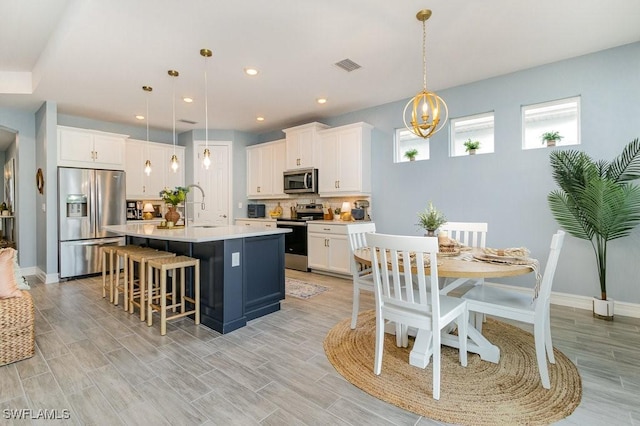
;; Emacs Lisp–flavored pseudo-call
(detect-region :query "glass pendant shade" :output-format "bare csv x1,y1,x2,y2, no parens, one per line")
203,148,211,168
201,48,213,169
403,9,448,139
170,154,179,172
144,159,152,176
168,69,179,173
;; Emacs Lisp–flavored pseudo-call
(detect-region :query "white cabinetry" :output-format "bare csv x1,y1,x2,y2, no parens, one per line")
124,139,185,199
246,139,288,199
307,222,351,275
283,122,329,170
235,219,277,228
58,126,127,169
318,122,373,196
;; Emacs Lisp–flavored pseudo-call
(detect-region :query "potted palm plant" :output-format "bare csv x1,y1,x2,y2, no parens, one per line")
547,138,640,319
417,201,447,236
404,148,418,161
542,131,563,147
463,139,481,155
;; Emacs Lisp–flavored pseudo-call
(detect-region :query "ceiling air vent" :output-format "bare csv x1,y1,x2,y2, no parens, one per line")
334,58,361,72
178,119,197,125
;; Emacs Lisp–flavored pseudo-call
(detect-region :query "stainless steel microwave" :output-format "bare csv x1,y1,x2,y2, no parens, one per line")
283,168,318,194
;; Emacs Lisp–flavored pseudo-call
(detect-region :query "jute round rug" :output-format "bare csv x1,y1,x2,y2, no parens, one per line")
324,310,581,425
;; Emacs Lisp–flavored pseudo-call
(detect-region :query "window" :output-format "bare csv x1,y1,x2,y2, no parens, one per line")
522,96,580,149
450,112,495,157
395,128,429,162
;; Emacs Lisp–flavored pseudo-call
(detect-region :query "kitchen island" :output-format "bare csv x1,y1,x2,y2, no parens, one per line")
104,223,291,334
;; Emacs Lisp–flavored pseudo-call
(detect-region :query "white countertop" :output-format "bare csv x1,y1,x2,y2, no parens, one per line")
104,223,290,243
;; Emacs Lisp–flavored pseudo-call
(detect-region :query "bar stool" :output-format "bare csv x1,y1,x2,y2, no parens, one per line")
113,246,158,310
127,249,175,321
101,245,119,303
146,255,200,335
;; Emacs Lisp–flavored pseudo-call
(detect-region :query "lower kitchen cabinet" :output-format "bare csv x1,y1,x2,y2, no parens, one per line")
307,223,351,275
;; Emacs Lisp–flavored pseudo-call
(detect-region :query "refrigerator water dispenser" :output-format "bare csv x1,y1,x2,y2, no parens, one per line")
66,195,88,217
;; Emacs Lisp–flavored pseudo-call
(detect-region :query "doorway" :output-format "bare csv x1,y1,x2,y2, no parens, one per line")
192,142,232,225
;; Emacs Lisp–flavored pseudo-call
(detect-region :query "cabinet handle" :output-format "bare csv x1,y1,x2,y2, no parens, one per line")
143,185,146,193
257,186,260,193
337,180,340,188
94,151,98,160
323,228,331,231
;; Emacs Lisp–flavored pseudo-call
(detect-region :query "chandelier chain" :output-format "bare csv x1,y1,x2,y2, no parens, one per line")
422,18,427,91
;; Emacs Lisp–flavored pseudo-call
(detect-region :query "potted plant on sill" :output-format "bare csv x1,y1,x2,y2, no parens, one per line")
548,138,640,319
542,131,563,147
463,139,481,155
404,148,418,162
417,201,447,237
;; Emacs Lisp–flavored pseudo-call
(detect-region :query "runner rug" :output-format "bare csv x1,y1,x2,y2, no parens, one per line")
324,310,581,425
285,278,329,299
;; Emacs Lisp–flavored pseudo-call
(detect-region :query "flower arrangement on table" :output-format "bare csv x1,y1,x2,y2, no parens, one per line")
159,186,189,206
416,201,446,236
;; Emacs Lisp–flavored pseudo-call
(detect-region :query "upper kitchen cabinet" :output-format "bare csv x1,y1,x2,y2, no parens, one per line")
124,139,185,199
58,126,127,169
318,122,373,197
246,139,288,199
283,122,329,170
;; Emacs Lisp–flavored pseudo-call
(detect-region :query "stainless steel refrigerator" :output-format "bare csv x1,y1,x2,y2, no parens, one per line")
58,167,126,278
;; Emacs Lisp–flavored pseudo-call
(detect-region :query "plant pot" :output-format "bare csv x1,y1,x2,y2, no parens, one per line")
409,157,415,161
425,230,436,237
468,149,476,155
592,297,614,320
546,139,557,147
165,206,180,224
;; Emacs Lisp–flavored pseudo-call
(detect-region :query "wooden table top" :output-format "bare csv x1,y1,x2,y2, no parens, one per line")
353,247,533,279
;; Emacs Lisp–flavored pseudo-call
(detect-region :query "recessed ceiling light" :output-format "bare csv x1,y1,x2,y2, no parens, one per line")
183,97,193,103
244,67,259,76
135,115,145,120
256,116,265,122
317,97,328,104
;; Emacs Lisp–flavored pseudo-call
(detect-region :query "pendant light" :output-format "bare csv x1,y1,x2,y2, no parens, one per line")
142,85,153,176
168,69,179,173
403,9,448,139
201,48,212,169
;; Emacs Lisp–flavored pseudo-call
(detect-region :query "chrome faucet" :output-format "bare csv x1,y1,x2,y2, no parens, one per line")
184,184,206,226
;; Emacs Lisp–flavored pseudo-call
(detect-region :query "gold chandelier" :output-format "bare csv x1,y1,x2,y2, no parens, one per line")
200,48,212,169
403,9,448,139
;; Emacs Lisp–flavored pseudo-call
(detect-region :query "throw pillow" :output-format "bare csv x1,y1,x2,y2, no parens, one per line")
0,247,22,298
13,249,30,290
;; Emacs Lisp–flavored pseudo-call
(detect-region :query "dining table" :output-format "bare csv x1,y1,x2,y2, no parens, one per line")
353,247,535,367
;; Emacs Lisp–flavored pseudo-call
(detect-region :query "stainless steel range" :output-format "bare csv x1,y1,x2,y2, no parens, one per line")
276,203,324,271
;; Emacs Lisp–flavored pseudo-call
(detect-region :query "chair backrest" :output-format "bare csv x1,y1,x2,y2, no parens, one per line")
366,232,441,320
534,230,565,310
439,222,488,248
346,222,377,274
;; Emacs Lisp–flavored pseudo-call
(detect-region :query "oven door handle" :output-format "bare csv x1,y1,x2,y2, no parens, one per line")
277,221,307,227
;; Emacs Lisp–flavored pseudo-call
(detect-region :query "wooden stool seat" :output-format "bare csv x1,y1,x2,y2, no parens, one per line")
127,249,175,321
113,246,158,310
146,255,200,335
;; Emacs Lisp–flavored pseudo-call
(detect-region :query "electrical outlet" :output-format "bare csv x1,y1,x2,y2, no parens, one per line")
232,252,240,267
238,202,243,209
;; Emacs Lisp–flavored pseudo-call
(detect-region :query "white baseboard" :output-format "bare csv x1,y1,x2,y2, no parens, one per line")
484,281,640,319
34,267,60,284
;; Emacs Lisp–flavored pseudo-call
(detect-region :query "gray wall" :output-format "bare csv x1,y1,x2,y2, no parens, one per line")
304,42,640,303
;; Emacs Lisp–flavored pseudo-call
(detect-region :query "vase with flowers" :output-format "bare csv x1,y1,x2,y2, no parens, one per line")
160,186,189,224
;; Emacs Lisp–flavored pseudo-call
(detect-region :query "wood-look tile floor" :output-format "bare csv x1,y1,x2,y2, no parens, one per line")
1,271,638,425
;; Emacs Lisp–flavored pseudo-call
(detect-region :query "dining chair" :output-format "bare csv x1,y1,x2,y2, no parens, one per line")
346,222,377,329
462,230,565,389
439,222,488,327
367,232,468,400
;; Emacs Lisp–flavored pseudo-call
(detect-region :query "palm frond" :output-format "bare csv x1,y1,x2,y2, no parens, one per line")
607,138,640,183
547,190,593,240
